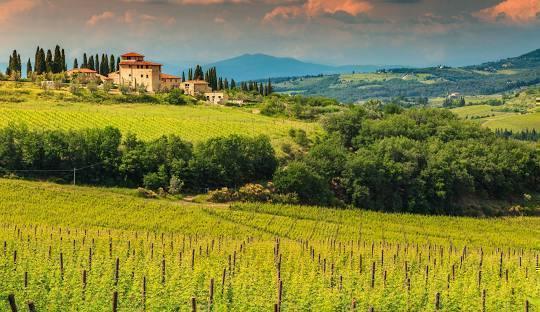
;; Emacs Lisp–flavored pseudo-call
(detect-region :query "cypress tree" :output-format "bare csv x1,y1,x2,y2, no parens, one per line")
38,48,46,74
61,48,66,71
109,55,115,73
188,68,193,81
46,49,53,73
224,78,229,90
26,58,32,77
267,79,273,94
182,71,186,82
16,53,22,73
53,45,62,73
101,54,108,75
231,79,236,89
116,57,120,71
88,55,95,70
73,58,79,69
34,46,40,74
218,77,223,90
95,54,100,74
6,55,12,75
82,53,88,68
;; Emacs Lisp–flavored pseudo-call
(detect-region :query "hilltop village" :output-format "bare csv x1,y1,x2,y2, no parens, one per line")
66,52,225,104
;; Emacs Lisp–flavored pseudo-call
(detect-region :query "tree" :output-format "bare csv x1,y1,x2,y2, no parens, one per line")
34,46,40,74
53,45,62,73
267,79,273,95
88,55,95,70
45,49,53,73
101,54,109,75
231,79,236,89
38,48,46,74
273,161,334,205
26,58,32,77
109,55,115,73
95,54,100,74
116,57,120,71
182,71,186,82
82,53,88,68
61,48,67,71
73,58,79,69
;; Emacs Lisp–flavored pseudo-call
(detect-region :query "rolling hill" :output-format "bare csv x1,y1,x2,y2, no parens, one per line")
272,49,540,103
204,53,402,81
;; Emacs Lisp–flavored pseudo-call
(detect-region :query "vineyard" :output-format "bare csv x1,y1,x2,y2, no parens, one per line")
0,179,539,311
0,82,319,145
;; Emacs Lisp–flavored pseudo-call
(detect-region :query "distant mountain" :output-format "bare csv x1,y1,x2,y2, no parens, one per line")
204,53,401,81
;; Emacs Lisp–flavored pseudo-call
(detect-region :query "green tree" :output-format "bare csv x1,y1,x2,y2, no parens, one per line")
26,58,32,77
73,58,78,69
273,161,334,205
109,55,115,73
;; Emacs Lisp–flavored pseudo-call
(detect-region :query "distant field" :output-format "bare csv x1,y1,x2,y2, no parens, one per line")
0,179,539,310
0,82,319,145
483,112,540,131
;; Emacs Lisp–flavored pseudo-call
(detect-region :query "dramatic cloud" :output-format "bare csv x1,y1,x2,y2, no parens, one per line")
264,0,373,21
476,0,540,24
0,0,38,25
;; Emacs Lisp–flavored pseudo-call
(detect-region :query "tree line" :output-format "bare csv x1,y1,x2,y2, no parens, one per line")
0,124,276,193
495,128,539,142
183,65,273,94
76,52,119,76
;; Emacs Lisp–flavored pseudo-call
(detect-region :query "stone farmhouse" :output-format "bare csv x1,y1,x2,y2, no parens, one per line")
106,52,225,103
108,52,179,93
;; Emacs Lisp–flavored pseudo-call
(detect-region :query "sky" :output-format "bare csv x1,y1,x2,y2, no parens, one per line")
0,0,539,69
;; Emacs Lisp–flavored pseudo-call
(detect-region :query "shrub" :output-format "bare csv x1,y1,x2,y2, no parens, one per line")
137,187,158,199
166,88,187,105
208,188,238,203
237,183,273,202
168,176,184,195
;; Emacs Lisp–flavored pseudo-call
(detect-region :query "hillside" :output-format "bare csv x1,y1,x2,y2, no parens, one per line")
204,53,401,81
0,82,319,147
0,178,538,310
273,49,540,103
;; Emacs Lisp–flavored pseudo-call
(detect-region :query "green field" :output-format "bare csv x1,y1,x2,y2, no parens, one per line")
0,179,538,311
0,82,319,146
483,112,540,131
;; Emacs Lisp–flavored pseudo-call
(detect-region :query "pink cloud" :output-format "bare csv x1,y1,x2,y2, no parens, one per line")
86,11,115,26
0,0,38,25
264,0,373,22
476,0,540,24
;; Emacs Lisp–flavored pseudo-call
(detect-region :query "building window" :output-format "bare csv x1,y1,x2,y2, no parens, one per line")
141,74,144,78
146,75,149,78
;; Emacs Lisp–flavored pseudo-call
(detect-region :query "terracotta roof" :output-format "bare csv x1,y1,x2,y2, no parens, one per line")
119,61,162,66
185,80,209,84
160,73,181,79
67,68,97,74
121,52,144,57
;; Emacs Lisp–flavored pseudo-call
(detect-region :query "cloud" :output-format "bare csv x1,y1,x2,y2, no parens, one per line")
86,11,115,26
0,0,38,25
476,0,540,24
264,0,373,21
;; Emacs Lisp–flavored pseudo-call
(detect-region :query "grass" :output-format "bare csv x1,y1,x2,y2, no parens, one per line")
0,82,320,146
483,112,540,131
0,179,538,310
